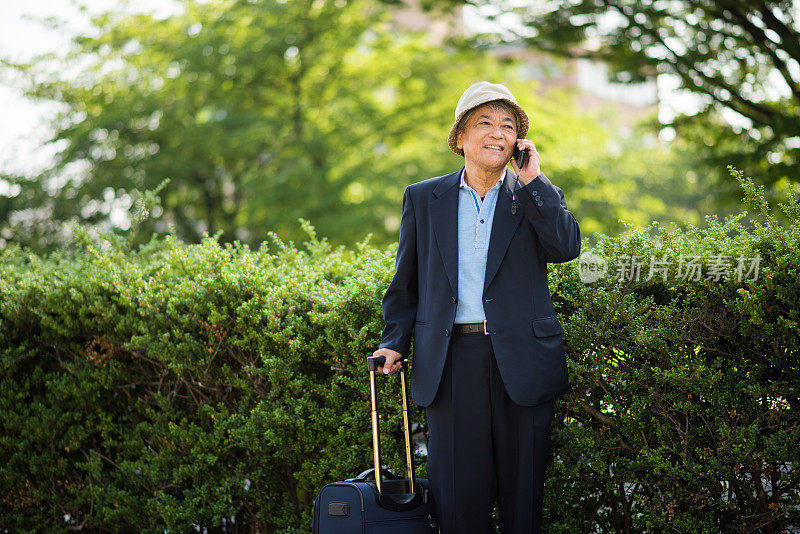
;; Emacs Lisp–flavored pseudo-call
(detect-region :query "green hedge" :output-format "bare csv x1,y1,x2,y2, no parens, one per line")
1,170,798,532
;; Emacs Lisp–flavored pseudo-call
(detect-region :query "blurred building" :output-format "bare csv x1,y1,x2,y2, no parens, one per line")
488,42,658,136
389,0,464,46
388,1,659,136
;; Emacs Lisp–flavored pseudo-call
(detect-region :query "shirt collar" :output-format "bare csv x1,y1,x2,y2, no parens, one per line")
459,168,506,191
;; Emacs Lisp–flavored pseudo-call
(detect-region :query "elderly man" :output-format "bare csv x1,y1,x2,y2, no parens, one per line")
373,81,581,533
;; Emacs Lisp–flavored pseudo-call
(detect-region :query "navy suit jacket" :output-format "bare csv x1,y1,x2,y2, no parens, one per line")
380,167,581,407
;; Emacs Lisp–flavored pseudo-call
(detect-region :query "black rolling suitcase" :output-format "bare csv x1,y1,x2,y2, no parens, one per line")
312,356,439,533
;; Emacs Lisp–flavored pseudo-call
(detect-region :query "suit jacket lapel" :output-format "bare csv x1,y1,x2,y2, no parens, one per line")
430,169,461,297
484,169,524,292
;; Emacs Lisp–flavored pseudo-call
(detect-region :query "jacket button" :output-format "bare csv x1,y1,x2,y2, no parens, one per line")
532,190,538,195
444,329,450,337
537,201,543,206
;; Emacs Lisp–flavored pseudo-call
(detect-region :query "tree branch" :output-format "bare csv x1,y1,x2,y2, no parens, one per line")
716,4,800,103
756,1,800,60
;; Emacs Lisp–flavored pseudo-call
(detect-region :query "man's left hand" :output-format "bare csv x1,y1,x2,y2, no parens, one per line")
510,139,541,185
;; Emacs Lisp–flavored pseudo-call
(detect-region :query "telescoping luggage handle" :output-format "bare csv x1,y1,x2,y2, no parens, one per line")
366,355,417,497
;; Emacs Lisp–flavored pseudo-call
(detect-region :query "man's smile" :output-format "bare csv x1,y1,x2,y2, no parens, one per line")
484,144,504,151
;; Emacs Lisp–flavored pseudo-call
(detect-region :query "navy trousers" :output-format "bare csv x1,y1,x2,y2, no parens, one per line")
425,330,555,534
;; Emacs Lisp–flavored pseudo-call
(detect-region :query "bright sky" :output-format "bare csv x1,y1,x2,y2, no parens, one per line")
1,1,75,179
0,0,172,183
1,2,89,180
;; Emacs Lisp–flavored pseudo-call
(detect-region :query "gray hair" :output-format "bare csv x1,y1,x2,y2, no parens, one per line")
455,100,519,141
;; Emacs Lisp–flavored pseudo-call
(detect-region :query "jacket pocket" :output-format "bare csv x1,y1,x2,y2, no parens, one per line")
531,315,563,337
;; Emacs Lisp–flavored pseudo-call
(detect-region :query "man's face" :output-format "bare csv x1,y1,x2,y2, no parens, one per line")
456,103,517,171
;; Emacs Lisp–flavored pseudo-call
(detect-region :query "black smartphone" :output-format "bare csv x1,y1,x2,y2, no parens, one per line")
513,145,528,170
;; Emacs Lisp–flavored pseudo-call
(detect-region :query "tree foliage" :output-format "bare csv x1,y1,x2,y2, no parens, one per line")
1,0,730,252
440,0,800,196
0,0,501,250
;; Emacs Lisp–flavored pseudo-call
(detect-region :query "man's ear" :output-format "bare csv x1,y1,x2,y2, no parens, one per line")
456,132,462,150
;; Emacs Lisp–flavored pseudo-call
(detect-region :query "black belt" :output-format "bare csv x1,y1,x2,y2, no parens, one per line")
453,321,490,336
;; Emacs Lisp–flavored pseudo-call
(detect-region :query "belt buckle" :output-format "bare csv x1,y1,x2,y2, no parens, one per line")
482,320,489,335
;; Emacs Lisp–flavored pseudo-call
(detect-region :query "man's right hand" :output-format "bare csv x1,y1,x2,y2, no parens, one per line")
372,347,404,374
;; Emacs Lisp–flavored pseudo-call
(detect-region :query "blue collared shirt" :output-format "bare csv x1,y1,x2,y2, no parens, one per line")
454,168,505,324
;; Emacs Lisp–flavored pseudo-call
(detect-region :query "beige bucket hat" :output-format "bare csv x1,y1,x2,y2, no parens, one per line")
448,81,529,156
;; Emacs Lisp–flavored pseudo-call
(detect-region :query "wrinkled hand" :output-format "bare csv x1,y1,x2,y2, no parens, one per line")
371,347,403,374
510,138,541,185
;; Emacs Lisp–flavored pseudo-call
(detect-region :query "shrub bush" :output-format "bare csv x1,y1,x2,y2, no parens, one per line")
544,169,800,533
1,169,798,532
